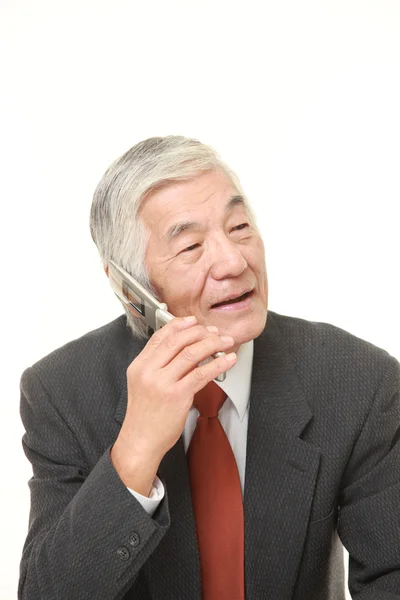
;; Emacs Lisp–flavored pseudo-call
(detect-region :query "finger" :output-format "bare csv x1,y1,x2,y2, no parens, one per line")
177,351,237,400
138,316,199,363
165,334,236,382
141,321,221,370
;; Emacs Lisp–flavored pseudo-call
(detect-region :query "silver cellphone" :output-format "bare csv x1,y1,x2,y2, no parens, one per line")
108,260,226,382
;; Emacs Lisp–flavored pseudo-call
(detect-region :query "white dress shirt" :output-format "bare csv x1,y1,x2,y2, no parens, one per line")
127,340,254,517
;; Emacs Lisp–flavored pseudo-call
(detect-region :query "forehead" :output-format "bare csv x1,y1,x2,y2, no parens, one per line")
140,170,246,237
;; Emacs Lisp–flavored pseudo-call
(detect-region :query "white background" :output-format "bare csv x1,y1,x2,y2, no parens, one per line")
1,1,399,598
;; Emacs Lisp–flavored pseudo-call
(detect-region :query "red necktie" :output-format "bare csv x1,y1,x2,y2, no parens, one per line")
187,381,245,600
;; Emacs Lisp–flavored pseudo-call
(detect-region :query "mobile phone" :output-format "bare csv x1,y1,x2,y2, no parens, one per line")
108,260,226,382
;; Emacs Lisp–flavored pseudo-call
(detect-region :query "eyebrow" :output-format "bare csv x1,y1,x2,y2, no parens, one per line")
164,194,246,243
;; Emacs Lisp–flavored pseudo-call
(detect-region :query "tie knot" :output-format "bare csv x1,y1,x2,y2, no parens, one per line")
193,381,227,418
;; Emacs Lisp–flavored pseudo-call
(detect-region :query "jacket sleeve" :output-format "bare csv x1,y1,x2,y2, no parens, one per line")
338,354,400,599
19,366,171,600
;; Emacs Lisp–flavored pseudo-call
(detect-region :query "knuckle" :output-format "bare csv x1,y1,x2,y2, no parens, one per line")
148,337,161,349
199,325,215,339
181,346,194,361
192,325,209,338
205,338,220,354
176,317,189,327
148,330,163,347
165,334,176,349
193,368,206,382
140,370,152,386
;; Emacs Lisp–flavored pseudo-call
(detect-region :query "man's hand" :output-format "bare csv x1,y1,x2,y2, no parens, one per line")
110,316,236,496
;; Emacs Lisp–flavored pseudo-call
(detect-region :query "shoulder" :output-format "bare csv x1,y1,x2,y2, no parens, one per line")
19,315,147,442
21,314,142,390
268,308,393,366
266,310,398,410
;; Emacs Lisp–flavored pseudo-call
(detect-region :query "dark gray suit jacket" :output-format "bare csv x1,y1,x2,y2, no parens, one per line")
19,310,400,599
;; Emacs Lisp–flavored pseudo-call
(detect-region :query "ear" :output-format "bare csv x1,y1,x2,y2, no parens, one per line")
104,265,109,277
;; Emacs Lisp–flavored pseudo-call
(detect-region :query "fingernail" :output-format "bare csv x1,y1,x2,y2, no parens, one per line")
220,335,234,343
206,325,219,333
225,352,237,361
184,316,196,322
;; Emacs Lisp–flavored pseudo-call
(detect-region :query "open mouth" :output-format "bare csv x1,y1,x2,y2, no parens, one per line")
211,290,252,309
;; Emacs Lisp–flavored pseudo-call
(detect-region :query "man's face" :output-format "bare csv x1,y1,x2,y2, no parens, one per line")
140,169,268,352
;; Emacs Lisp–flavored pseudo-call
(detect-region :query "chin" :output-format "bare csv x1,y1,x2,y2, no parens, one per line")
221,310,267,346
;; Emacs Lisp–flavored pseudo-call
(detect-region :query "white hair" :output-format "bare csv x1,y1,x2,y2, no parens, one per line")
90,135,257,339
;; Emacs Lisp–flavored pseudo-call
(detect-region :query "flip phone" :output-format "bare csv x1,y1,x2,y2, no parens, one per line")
108,260,226,382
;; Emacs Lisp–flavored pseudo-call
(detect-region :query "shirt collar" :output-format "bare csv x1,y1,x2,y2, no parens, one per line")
215,339,254,421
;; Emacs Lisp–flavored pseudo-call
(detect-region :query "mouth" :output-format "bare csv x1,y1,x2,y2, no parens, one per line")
211,289,254,309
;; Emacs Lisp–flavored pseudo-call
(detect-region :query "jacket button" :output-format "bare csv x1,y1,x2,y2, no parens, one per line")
129,532,140,547
117,546,130,561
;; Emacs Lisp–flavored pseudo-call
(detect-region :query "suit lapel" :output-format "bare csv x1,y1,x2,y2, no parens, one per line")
114,312,321,600
244,313,321,599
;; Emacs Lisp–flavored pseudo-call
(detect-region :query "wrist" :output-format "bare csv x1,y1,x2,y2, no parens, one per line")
110,438,162,497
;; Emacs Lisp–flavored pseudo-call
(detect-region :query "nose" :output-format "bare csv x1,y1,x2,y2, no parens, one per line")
208,234,248,280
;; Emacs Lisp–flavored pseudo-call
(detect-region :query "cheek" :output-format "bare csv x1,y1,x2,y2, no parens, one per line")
163,265,207,310
189,265,208,291
259,262,268,296
248,245,268,294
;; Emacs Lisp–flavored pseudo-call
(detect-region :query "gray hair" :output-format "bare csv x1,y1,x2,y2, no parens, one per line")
90,135,257,340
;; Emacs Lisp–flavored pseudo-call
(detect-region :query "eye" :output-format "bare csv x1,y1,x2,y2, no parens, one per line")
182,243,200,252
232,223,249,231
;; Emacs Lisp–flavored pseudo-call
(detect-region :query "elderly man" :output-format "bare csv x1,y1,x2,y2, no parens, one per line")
19,136,400,600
